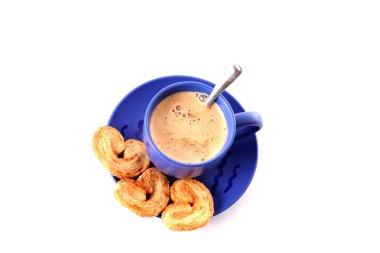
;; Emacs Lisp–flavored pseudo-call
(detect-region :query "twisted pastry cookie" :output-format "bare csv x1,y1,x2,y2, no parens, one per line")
114,168,170,217
93,126,150,179
162,179,214,231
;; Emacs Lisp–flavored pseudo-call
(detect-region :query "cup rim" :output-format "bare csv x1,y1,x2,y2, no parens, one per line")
144,81,236,167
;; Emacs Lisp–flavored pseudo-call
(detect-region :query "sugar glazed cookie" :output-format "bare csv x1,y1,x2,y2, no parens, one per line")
162,179,214,231
114,168,170,217
93,126,150,179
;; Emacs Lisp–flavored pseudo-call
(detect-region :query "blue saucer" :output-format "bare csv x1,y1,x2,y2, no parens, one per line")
108,75,259,216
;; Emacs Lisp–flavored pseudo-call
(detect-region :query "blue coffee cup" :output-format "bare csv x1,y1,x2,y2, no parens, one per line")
143,81,262,179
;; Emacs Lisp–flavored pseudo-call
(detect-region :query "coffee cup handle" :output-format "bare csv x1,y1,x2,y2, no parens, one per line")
234,112,263,139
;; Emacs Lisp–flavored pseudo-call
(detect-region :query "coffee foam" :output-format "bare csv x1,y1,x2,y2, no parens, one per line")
150,91,227,164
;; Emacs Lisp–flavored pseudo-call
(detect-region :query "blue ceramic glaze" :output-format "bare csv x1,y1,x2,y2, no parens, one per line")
108,75,262,216
235,111,263,134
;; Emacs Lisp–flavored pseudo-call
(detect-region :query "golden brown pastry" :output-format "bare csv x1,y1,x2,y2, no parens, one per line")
93,126,150,179
114,168,170,217
161,179,214,231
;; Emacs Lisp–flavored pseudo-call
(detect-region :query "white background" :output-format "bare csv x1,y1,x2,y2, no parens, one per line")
1,0,379,252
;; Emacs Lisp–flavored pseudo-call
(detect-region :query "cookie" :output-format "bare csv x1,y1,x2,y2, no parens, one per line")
93,126,150,179
114,168,170,217
162,179,214,231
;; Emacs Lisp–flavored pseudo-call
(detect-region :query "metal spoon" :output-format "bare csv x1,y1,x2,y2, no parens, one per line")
199,64,242,106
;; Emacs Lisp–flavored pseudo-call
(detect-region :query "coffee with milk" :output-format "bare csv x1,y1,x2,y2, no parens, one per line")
150,91,227,164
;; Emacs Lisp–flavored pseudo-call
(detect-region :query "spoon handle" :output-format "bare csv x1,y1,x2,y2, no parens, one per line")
205,64,242,107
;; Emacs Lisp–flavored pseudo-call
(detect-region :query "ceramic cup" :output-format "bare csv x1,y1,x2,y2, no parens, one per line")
143,81,262,179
